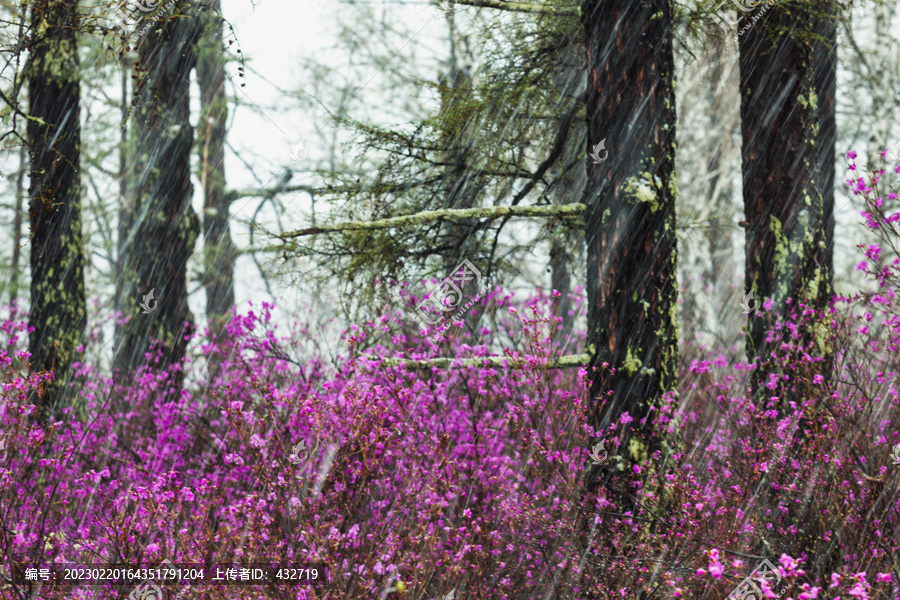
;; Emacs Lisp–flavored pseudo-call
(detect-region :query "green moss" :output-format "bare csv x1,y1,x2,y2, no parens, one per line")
624,171,662,213
623,346,642,377
667,172,679,199
628,436,649,464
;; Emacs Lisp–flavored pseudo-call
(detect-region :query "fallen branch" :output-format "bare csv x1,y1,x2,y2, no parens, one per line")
280,203,586,239
359,353,591,370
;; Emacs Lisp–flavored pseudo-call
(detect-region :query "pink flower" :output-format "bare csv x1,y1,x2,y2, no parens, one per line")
779,554,801,577
876,573,891,583
848,582,869,600
799,584,821,600
709,555,725,579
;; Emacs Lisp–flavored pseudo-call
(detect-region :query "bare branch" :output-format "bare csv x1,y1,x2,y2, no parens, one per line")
226,184,324,202
451,0,579,17
360,354,591,370
279,203,586,239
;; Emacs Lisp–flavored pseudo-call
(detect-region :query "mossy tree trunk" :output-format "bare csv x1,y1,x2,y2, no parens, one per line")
582,0,678,505
197,0,235,336
739,1,838,578
739,0,836,393
115,0,201,391
27,0,86,421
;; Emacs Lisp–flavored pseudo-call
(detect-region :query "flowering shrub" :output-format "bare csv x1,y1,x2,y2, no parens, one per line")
0,292,599,599
5,155,900,600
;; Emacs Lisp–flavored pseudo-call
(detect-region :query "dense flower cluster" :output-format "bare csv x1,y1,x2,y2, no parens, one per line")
3,155,900,599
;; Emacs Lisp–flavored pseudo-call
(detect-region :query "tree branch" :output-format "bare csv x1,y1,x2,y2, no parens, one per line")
226,184,324,202
360,354,591,370
451,0,579,17
279,203,586,239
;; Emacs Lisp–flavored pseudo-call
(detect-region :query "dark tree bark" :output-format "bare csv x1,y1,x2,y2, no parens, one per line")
739,2,838,578
582,0,678,503
27,0,86,421
739,0,836,392
197,0,235,335
115,0,201,390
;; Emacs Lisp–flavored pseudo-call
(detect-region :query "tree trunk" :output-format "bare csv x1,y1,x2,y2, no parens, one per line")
680,34,737,351
549,27,586,346
10,145,27,309
439,16,485,272
115,52,130,353
115,0,201,391
739,2,837,579
702,39,738,342
197,0,235,335
582,0,678,504
27,0,86,421
739,0,836,392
